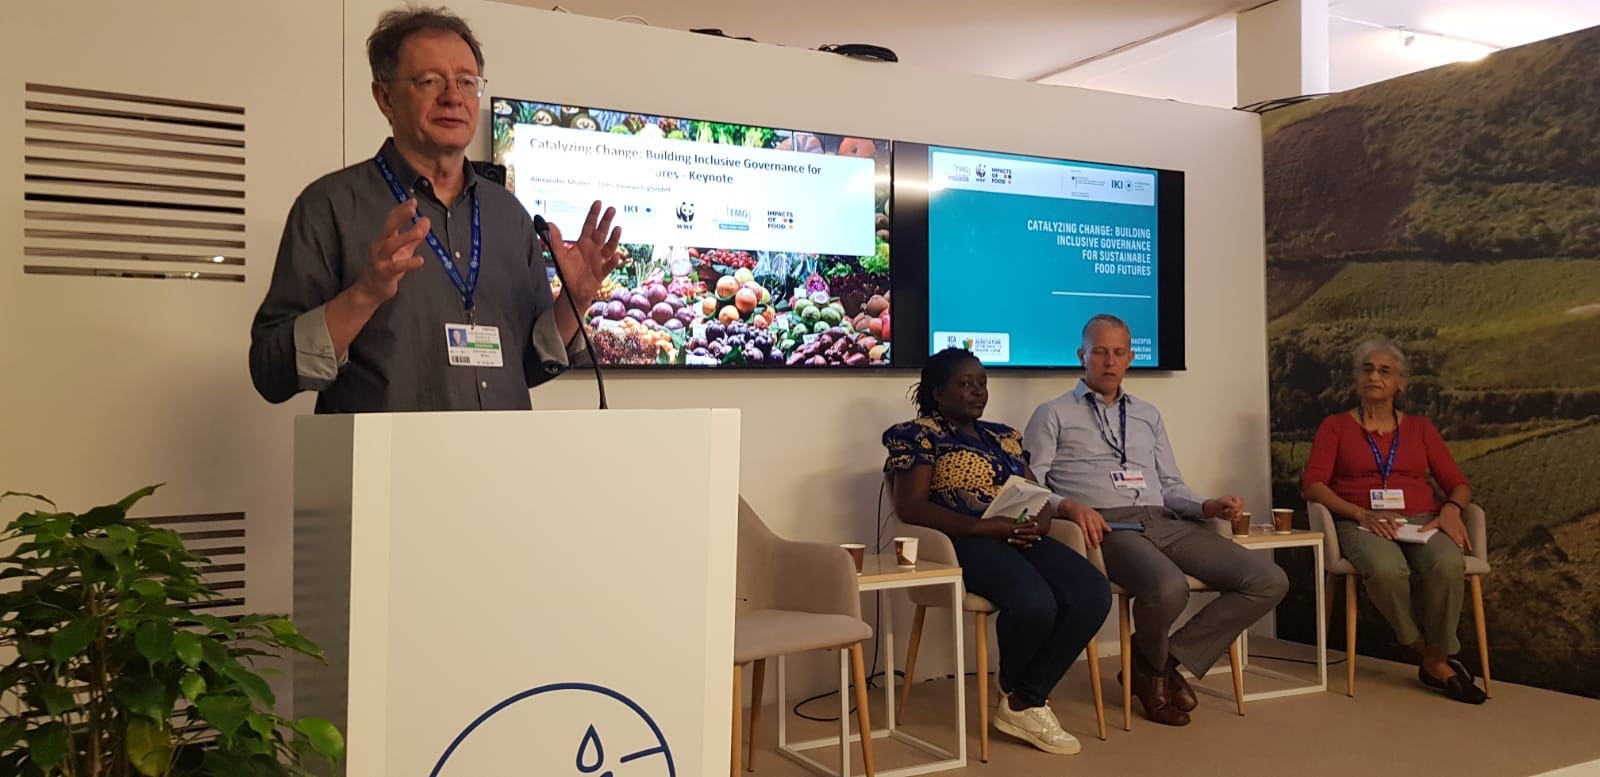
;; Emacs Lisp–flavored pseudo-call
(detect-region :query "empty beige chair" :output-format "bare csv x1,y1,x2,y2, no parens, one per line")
894,516,1107,761
734,497,875,777
1088,518,1245,731
1307,501,1492,697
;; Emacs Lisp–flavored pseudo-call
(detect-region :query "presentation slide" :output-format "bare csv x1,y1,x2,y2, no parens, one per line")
492,99,892,369
925,147,1161,367
503,124,876,258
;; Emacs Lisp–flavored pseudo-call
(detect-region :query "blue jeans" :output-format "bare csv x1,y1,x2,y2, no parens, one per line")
948,534,1112,708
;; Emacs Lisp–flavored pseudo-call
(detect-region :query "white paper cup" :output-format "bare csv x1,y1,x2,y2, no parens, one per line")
893,536,919,568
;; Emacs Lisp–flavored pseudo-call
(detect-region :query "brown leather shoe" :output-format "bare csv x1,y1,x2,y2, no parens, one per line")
1166,660,1198,713
1122,653,1191,726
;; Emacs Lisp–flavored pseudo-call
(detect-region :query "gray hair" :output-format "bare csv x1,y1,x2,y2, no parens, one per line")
1352,338,1409,377
367,6,485,84
1080,313,1131,349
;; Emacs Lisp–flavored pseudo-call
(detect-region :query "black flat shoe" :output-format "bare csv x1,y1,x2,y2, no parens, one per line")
1419,665,1486,703
1447,657,1474,682
1442,674,1488,704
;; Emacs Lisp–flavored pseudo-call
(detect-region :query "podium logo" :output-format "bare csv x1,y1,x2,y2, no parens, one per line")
431,682,675,777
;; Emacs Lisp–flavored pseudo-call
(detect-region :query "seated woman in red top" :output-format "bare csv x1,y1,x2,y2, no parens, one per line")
1301,339,1486,704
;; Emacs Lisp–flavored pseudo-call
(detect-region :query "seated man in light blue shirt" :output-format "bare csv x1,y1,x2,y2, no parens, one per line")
1023,313,1287,727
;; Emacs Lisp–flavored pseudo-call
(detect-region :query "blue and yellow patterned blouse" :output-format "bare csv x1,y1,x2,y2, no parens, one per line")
883,415,1031,518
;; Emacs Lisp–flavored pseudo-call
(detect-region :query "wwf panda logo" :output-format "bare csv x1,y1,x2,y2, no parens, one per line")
976,164,987,181
675,202,695,224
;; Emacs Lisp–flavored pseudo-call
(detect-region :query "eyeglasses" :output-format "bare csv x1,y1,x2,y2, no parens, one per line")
404,72,488,98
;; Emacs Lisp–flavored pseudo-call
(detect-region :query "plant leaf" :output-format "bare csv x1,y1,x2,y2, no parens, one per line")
196,695,251,741
245,713,275,743
186,613,236,638
27,721,69,771
173,631,203,668
179,671,207,701
105,524,140,550
0,719,27,750
115,673,173,720
48,617,99,664
131,579,167,601
222,664,275,708
294,717,346,764
38,683,77,716
126,715,174,777
117,484,163,512
277,633,324,660
0,491,56,508
136,621,175,664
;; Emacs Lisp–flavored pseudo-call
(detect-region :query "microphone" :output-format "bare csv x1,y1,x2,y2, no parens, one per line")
533,214,609,410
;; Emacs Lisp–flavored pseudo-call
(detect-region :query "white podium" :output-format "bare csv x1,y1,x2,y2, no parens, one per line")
292,409,740,777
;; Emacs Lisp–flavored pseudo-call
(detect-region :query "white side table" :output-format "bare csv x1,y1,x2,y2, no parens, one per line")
777,555,967,777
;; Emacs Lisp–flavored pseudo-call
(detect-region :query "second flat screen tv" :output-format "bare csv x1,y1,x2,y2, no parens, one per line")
894,143,1186,370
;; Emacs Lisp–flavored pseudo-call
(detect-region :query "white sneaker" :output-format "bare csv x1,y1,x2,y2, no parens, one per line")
992,699,1082,755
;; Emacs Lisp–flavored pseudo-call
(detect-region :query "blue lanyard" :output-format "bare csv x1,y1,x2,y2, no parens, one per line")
1357,407,1400,487
373,153,481,316
1087,394,1129,468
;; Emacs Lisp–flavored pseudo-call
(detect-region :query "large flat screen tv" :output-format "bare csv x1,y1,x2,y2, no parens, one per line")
892,142,1185,370
491,98,895,368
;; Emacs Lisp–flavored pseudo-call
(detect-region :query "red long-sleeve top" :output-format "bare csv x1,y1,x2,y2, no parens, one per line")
1301,412,1470,515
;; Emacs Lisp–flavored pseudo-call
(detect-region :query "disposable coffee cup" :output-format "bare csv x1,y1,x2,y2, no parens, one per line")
893,536,919,568
1272,508,1295,534
840,543,866,574
1230,511,1252,538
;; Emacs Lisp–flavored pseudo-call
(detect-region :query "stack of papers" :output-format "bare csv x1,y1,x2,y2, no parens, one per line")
982,476,1054,522
1357,521,1438,544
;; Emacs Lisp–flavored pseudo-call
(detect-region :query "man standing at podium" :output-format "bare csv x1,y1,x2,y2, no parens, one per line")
250,7,620,413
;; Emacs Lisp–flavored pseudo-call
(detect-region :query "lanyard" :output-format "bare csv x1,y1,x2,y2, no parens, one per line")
373,153,482,318
1357,407,1400,487
1086,393,1129,468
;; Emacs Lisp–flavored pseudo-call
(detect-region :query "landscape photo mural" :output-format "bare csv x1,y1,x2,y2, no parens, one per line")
1263,25,1600,698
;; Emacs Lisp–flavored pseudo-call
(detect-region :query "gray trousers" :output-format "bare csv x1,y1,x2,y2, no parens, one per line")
1334,517,1465,655
1099,506,1289,677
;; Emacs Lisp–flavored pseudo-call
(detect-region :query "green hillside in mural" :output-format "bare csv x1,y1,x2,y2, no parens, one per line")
1264,24,1600,699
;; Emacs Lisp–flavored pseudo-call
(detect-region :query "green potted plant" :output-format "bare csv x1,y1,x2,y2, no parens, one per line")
1,486,344,776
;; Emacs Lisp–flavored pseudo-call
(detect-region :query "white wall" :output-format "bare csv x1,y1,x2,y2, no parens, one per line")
2,0,338,696
342,2,1271,696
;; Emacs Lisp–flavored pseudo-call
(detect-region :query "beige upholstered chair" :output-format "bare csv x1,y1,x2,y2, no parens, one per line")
1087,517,1246,730
1307,501,1492,697
892,512,1107,762
734,497,875,776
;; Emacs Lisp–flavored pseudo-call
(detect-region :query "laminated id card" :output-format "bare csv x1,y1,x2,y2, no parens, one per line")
1369,488,1406,511
445,324,503,368
1111,470,1146,490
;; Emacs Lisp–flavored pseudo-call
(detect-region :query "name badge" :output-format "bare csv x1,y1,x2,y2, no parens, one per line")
445,323,503,368
1369,488,1406,511
1112,470,1146,490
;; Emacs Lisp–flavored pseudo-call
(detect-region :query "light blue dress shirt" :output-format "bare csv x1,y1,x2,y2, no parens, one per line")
1023,379,1206,517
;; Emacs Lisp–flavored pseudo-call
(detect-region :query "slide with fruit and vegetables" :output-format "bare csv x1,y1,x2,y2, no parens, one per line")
925,147,1162,367
492,98,891,368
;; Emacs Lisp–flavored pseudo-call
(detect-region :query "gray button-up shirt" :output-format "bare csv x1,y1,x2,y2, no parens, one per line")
1023,379,1205,517
250,139,576,413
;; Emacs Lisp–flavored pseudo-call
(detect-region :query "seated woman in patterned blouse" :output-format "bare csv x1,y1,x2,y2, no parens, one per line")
884,348,1111,756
